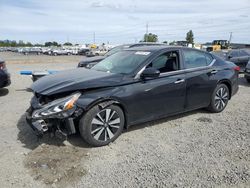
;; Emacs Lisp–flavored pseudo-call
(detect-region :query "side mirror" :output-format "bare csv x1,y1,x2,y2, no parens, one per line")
141,67,160,79
228,55,232,59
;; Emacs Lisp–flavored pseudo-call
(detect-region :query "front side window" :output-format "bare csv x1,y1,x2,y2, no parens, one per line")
183,50,212,69
147,51,179,73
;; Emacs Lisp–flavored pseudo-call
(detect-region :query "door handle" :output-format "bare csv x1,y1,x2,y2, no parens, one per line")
174,79,185,84
210,70,218,74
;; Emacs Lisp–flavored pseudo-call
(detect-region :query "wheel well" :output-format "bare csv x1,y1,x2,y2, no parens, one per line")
218,80,232,99
86,99,128,129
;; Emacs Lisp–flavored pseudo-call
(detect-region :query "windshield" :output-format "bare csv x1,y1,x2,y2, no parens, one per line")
105,45,129,56
91,51,151,74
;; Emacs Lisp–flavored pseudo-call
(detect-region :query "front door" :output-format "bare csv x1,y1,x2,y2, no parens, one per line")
127,50,186,124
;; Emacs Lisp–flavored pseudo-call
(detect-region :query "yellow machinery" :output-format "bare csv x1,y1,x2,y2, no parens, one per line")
207,40,230,52
90,44,97,49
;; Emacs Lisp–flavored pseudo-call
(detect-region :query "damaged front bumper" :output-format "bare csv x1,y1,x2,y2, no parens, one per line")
26,92,83,139
26,110,78,140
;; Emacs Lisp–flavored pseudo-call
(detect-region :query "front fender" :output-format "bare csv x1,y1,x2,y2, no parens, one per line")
76,87,128,111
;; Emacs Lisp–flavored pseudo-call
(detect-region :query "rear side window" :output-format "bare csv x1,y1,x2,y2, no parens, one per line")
183,50,213,69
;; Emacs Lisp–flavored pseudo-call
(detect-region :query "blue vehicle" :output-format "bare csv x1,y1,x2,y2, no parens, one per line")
20,70,58,81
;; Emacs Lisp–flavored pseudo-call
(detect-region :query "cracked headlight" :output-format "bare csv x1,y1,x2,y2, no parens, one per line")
32,92,81,119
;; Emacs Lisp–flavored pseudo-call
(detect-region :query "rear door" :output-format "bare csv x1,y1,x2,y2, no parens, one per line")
182,49,217,110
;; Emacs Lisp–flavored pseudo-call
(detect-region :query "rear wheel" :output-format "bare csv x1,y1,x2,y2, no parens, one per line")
207,83,229,113
79,104,125,147
245,78,250,83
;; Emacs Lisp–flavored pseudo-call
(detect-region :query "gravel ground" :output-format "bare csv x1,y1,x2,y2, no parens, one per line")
0,52,249,188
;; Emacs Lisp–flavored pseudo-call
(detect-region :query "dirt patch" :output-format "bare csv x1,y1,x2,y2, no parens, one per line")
24,144,88,187
196,116,213,123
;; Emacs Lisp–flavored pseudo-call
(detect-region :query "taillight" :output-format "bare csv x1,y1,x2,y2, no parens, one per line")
234,66,240,71
0,63,6,70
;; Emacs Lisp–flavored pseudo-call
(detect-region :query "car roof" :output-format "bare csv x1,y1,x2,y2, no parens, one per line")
125,45,188,52
229,48,250,53
115,43,166,48
129,42,166,47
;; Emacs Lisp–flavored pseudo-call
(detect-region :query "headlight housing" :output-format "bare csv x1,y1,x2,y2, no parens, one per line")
32,92,81,119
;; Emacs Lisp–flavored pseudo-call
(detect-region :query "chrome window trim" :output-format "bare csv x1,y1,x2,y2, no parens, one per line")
134,59,216,79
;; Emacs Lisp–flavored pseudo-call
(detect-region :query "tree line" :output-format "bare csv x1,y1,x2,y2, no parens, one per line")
142,30,194,45
0,40,73,47
1,30,194,47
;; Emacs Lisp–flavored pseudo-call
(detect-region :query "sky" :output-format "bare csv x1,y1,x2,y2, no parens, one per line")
0,0,250,45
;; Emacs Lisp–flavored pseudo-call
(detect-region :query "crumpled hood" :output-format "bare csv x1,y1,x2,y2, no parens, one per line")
31,68,124,96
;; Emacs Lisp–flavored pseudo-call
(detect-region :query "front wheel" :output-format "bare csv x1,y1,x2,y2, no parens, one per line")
79,104,125,147
207,83,229,113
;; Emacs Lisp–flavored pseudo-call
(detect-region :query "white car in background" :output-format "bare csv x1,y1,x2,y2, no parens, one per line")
52,48,71,56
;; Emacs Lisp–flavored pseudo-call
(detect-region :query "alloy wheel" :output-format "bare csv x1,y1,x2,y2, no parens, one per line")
91,108,121,142
214,87,228,111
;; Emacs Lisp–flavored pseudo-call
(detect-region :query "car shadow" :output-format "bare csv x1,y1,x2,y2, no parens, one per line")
17,109,209,149
238,77,250,87
17,113,91,150
127,109,207,132
0,88,9,96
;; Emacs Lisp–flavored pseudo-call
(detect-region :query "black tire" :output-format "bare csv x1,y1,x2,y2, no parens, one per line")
79,104,125,147
246,78,250,83
207,83,229,113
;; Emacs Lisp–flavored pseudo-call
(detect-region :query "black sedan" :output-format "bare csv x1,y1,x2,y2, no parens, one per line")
226,49,250,72
27,46,239,146
0,58,11,88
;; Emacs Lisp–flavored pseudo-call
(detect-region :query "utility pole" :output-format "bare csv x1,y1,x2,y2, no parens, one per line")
67,35,69,43
93,32,96,44
146,22,148,42
229,32,232,44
